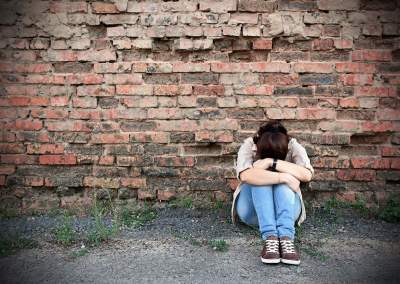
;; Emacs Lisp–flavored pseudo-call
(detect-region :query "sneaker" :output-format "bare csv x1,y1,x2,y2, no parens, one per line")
279,236,300,265
260,235,280,264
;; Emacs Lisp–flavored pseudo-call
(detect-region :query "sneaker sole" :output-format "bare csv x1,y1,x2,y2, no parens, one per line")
281,258,300,265
261,257,280,264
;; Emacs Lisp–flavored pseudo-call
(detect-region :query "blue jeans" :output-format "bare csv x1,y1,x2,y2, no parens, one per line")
235,182,302,240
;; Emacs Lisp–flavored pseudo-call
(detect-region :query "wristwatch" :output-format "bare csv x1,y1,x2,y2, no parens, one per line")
271,158,278,171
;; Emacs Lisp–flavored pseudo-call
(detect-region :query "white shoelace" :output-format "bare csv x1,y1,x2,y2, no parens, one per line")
265,239,279,253
280,239,296,254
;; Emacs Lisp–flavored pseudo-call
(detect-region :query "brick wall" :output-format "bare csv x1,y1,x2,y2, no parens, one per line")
0,0,399,212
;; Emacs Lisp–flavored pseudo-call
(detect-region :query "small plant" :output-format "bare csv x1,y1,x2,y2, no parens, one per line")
214,200,224,209
85,194,119,247
53,212,77,247
378,197,400,223
118,202,157,228
169,196,193,209
208,239,229,252
69,247,89,259
0,236,39,257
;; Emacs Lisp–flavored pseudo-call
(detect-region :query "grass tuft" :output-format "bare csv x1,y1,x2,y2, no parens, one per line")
208,239,229,252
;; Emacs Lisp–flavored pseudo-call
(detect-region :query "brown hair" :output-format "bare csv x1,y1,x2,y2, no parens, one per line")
252,120,291,161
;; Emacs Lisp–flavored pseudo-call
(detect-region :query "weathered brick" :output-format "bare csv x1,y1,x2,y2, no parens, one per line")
91,2,119,14
39,154,77,165
84,177,120,188
352,50,392,61
318,0,360,11
200,0,237,13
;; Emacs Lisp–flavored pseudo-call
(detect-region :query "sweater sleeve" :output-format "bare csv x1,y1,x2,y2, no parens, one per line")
234,138,254,181
291,139,315,180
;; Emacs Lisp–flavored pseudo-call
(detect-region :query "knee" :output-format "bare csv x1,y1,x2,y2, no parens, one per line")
274,183,297,205
236,199,253,222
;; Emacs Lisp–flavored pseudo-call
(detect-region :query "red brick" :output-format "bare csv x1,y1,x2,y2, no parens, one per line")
337,169,376,181
172,62,210,73
318,0,359,10
1,154,36,164
154,157,195,167
335,62,375,73
31,109,68,119
296,108,336,120
8,97,30,106
312,39,334,50
45,121,93,132
340,74,373,85
361,121,400,132
211,62,251,73
293,63,333,73
0,165,16,175
377,109,400,120
381,146,400,157
116,85,153,95
130,132,169,143
90,133,129,144
251,62,290,73
335,191,356,202
121,178,146,188
15,119,43,131
354,87,396,97
64,74,104,85
154,85,191,96
334,39,353,49
0,176,5,186
252,39,272,50
83,177,120,188
27,144,64,154
91,2,119,13
157,190,176,201
351,157,391,169
138,189,156,200
339,97,359,108
50,1,88,13
39,154,77,165
98,156,114,165
391,158,400,169
77,85,115,97
72,97,97,108
193,85,224,96
25,176,44,186
312,157,350,169
351,50,392,61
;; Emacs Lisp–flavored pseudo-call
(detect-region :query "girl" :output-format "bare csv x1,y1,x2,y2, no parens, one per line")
232,120,315,265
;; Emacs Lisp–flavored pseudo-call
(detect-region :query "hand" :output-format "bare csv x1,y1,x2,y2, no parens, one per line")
279,172,301,193
252,158,272,170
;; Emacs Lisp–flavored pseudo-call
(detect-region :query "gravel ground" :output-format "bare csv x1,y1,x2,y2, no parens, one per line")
0,205,399,284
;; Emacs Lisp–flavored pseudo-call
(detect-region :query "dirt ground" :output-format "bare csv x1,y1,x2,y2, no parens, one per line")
0,205,399,284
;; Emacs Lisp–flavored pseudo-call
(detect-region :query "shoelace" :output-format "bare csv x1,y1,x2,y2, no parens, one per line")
280,239,296,254
265,239,279,253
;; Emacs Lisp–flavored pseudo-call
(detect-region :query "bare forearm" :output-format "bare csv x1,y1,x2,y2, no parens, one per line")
275,159,312,182
240,168,282,186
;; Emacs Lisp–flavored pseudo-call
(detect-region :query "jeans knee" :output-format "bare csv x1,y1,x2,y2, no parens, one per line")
274,183,297,206
236,201,253,223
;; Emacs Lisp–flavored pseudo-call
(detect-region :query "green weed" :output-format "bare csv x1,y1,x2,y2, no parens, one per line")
53,212,77,247
378,197,400,223
69,247,89,259
85,194,119,247
118,202,157,228
169,196,193,209
208,239,229,252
